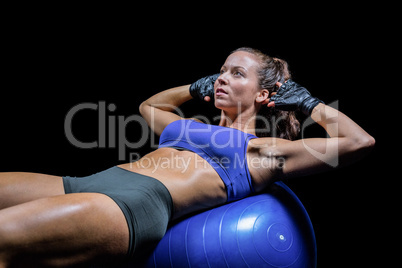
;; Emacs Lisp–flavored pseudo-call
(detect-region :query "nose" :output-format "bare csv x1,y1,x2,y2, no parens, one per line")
217,72,228,85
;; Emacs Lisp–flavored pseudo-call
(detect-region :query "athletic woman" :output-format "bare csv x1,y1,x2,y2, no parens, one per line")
0,47,375,267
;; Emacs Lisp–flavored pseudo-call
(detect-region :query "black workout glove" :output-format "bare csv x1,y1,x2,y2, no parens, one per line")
189,73,220,101
270,80,324,115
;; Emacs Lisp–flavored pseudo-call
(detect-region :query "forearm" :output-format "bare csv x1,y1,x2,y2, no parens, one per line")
138,85,193,136
139,85,192,114
269,81,374,178
276,103,374,178
139,75,217,136
311,103,375,148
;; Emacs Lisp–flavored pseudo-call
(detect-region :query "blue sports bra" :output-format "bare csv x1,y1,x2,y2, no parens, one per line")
158,119,258,202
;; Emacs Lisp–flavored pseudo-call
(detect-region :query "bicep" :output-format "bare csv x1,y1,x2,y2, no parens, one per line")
276,137,348,179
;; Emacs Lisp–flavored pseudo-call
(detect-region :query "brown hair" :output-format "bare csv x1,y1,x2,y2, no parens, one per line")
231,47,300,140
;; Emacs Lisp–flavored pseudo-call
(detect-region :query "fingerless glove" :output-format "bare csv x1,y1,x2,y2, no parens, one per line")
189,73,220,101
270,80,324,115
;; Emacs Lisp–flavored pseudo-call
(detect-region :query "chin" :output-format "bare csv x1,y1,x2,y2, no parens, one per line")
214,98,226,110
214,99,238,112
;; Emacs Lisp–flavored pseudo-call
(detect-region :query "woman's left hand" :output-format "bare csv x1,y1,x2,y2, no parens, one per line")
267,80,323,115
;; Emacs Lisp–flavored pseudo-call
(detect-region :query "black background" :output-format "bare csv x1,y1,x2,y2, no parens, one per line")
1,4,394,267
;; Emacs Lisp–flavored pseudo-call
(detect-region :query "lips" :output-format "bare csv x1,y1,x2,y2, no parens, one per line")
216,87,227,96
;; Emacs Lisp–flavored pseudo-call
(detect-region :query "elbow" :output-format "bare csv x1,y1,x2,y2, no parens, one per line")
139,101,148,117
361,134,375,149
353,133,376,152
367,135,376,148
341,134,375,165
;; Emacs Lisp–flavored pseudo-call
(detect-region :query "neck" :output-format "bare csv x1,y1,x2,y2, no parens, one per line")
218,103,259,135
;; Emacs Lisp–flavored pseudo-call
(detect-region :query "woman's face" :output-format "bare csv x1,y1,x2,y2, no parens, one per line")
214,51,263,113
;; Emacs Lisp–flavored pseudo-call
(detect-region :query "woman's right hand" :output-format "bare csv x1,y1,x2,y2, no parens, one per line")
189,74,220,102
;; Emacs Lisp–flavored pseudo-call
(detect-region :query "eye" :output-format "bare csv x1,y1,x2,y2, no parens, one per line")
233,71,244,77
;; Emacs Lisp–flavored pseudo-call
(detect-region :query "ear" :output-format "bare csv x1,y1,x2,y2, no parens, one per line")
256,89,270,105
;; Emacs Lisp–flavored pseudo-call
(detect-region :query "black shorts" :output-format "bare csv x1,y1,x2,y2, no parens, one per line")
62,166,173,259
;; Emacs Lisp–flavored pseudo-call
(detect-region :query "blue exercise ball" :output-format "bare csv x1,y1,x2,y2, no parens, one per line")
143,182,316,268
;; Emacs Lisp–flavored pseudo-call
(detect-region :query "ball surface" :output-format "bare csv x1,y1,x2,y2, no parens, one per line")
144,182,316,267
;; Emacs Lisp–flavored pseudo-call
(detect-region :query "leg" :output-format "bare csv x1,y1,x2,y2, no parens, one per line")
0,172,64,209
0,193,130,267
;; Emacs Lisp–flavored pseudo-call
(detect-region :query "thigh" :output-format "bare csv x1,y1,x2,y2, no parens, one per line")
0,193,129,267
0,172,64,209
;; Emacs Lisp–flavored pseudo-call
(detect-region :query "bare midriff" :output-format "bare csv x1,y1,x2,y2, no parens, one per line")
118,147,227,219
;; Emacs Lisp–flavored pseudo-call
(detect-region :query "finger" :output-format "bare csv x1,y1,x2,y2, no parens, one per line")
267,101,275,108
261,98,270,105
275,81,282,88
204,96,211,102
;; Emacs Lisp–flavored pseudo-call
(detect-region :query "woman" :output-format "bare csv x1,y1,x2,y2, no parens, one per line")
0,47,375,267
